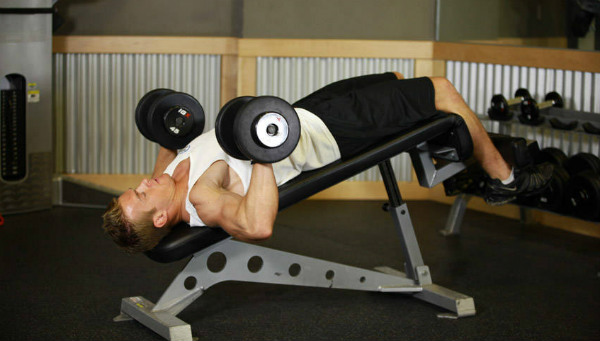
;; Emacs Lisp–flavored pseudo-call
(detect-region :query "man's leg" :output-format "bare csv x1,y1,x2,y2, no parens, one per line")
393,72,404,80
427,77,553,204
428,77,511,181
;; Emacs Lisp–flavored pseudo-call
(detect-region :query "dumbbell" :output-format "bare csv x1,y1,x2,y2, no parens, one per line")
519,91,564,126
215,96,301,163
564,152,600,177
566,170,600,221
135,89,205,149
535,147,568,167
488,88,531,121
532,148,570,212
564,152,600,220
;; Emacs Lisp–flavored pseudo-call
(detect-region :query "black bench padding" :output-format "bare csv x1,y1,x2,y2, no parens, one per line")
145,113,472,263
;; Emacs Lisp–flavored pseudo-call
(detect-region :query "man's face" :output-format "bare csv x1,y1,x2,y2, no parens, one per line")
119,173,176,223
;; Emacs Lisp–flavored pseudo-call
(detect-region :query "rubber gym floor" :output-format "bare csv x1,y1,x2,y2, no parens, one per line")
1,194,599,340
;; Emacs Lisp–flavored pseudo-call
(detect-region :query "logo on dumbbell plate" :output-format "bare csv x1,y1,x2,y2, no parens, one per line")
178,108,190,117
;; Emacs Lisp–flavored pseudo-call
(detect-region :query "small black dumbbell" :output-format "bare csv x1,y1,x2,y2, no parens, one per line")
519,91,564,126
215,96,301,163
488,88,531,121
135,89,205,149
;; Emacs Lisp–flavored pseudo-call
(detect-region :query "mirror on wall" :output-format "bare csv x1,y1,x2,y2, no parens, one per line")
436,0,599,51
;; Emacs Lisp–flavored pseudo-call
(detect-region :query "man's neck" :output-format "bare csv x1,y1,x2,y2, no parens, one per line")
169,158,191,225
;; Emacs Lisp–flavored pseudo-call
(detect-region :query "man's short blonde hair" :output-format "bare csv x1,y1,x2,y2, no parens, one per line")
102,198,171,253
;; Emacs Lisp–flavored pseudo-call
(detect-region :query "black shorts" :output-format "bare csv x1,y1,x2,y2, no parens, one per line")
293,73,446,159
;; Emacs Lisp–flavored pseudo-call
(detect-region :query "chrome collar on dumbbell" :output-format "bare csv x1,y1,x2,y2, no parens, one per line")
254,112,289,148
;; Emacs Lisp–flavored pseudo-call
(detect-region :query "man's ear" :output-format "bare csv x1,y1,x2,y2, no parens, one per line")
153,210,168,228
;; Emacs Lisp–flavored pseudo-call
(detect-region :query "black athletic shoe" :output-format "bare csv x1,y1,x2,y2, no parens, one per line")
484,162,554,206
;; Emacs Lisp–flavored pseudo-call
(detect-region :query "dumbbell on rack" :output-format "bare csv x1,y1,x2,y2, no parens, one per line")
215,96,301,163
135,89,205,149
564,152,600,221
519,91,564,126
531,147,570,212
487,88,532,121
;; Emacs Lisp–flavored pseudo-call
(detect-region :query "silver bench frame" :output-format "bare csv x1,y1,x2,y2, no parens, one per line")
115,142,476,341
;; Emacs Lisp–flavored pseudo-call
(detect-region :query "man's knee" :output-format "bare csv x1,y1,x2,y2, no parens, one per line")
430,77,455,95
429,77,464,111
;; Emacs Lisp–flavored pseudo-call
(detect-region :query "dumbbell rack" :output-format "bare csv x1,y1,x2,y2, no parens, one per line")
487,107,600,137
441,105,600,236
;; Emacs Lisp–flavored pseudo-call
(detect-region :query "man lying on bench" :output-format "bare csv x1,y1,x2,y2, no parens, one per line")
102,72,553,254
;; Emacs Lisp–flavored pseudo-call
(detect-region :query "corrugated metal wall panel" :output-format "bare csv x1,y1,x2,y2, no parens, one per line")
55,54,599,176
256,56,416,182
54,53,221,174
446,61,600,157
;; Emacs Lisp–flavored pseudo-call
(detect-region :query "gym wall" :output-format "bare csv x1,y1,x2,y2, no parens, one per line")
52,38,600,176
54,0,566,43
241,0,435,40
54,0,243,36
438,0,566,44
54,0,435,40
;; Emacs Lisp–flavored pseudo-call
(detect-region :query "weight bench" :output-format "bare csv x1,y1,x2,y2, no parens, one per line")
114,113,476,341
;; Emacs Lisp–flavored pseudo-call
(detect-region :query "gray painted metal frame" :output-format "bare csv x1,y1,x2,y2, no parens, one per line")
410,141,467,188
114,148,475,341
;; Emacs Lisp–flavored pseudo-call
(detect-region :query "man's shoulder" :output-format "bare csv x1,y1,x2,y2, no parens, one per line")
189,161,228,202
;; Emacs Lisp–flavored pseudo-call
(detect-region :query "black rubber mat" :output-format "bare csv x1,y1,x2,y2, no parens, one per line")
1,200,599,341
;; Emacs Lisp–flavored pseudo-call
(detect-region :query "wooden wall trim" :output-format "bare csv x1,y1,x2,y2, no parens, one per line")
434,42,600,73
220,55,239,106
237,39,434,59
53,36,600,73
52,36,239,55
238,56,257,96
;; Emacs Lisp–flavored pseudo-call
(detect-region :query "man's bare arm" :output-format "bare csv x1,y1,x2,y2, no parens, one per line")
191,162,278,241
151,147,177,179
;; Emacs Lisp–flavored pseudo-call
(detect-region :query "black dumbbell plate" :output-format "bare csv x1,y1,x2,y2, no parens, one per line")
149,92,205,149
234,96,301,164
215,96,255,160
135,89,173,143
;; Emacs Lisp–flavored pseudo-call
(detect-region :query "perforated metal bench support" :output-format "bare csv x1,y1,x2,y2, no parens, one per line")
116,238,475,340
116,239,431,340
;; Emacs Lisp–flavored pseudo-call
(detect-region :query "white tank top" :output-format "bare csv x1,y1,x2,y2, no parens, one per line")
164,108,340,226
